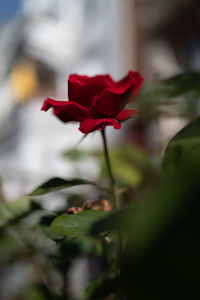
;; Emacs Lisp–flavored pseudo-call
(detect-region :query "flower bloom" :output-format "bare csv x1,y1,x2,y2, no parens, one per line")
41,71,143,134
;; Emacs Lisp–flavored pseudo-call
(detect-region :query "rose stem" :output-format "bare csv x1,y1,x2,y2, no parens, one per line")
101,128,119,210
101,128,123,286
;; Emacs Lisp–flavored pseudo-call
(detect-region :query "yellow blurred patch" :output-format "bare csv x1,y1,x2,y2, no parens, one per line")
9,60,38,102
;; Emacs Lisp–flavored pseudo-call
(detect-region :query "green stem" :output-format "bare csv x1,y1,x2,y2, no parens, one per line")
101,129,120,210
101,128,123,299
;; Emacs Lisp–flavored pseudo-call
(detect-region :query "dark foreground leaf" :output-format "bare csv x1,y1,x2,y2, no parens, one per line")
123,164,200,300
29,177,99,196
162,115,200,175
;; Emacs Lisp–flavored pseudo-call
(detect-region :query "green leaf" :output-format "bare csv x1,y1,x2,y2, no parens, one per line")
0,198,40,228
60,235,103,257
84,276,119,300
100,145,156,187
29,177,99,196
163,72,200,97
42,227,65,242
90,206,140,236
138,72,200,117
47,210,109,238
62,148,88,161
162,116,200,175
123,162,200,300
113,161,142,186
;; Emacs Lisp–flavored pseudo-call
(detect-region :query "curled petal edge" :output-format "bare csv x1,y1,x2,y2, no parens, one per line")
116,109,140,121
41,97,90,122
41,97,70,111
79,118,121,134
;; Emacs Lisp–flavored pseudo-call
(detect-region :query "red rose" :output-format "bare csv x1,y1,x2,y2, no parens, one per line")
41,71,143,134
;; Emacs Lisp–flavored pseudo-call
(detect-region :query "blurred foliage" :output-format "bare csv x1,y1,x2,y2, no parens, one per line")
162,115,200,175
83,275,119,300
0,198,41,228
100,145,159,190
138,72,200,118
123,158,200,300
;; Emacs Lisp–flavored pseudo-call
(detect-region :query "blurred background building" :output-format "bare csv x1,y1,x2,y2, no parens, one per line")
0,0,200,201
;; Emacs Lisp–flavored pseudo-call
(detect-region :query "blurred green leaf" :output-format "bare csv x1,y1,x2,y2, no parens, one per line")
42,227,65,242
29,177,100,196
0,198,40,228
114,161,142,186
162,116,200,175
138,72,200,116
62,148,88,161
60,235,103,257
23,285,47,300
0,234,19,261
84,275,119,300
126,178,186,256
112,146,154,170
123,160,200,300
40,214,67,242
90,205,139,235
163,72,200,96
47,210,109,238
62,148,100,161
100,145,156,187
92,170,196,257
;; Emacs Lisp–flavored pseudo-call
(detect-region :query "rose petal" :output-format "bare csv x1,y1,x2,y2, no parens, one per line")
90,86,133,118
41,98,69,111
41,97,90,122
68,71,143,111
79,118,121,134
125,71,144,102
114,71,144,103
89,71,143,118
68,74,115,108
116,109,140,121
